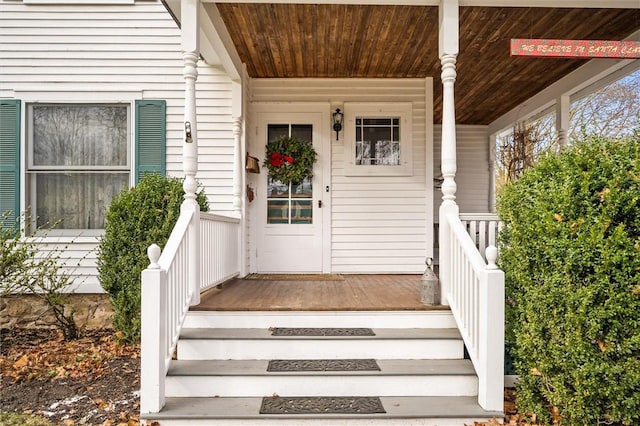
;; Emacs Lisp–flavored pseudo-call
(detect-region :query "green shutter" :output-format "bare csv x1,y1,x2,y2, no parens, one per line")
135,100,166,183
0,99,21,231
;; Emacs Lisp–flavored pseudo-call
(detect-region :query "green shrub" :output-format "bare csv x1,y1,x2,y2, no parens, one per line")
97,174,208,343
497,135,640,425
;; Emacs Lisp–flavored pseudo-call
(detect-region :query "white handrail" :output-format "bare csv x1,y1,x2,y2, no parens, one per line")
443,212,504,412
140,209,241,414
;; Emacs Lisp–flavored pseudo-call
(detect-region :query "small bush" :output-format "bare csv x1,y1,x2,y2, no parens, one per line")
97,174,208,343
497,135,640,425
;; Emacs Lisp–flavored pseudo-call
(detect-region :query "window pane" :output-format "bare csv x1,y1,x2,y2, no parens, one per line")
291,179,312,198
268,178,289,198
291,200,312,224
267,200,289,224
291,124,312,142
32,172,129,229
32,105,128,167
268,124,289,143
376,140,400,165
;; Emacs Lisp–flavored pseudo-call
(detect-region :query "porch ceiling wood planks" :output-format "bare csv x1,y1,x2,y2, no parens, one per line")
213,5,639,124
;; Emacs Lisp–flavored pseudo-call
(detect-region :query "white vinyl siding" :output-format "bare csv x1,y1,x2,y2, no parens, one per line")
433,125,492,216
251,78,432,274
0,0,234,292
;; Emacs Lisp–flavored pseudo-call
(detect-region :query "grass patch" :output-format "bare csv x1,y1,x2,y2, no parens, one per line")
0,412,55,426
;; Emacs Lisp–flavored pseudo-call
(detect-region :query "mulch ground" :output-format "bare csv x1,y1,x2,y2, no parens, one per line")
1,328,140,426
0,327,539,426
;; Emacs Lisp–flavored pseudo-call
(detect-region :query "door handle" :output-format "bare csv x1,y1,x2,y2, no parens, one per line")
318,200,323,208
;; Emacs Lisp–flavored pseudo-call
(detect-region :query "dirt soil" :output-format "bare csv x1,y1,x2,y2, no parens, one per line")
0,327,536,426
1,328,140,426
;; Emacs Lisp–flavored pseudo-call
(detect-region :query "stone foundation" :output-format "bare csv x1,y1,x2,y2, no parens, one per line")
0,294,114,330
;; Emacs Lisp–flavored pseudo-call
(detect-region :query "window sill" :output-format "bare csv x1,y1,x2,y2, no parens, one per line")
25,230,103,244
23,0,134,4
344,163,413,177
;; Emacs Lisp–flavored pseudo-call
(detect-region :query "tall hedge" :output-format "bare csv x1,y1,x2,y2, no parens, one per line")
97,174,208,342
497,135,640,425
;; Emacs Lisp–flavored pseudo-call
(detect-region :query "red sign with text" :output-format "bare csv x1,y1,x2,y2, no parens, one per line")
511,39,640,59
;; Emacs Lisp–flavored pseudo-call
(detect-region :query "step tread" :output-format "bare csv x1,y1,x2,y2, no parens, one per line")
142,396,502,420
168,359,476,377
180,327,462,340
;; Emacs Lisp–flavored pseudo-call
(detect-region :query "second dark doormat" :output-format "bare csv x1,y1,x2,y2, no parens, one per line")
260,396,386,414
270,327,376,336
267,359,381,372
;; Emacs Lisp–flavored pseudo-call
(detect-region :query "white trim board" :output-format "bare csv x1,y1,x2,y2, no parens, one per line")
203,0,639,7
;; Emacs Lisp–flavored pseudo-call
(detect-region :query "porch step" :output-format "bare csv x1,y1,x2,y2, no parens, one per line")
141,311,503,425
176,327,464,360
142,396,502,425
166,359,478,397
183,309,456,329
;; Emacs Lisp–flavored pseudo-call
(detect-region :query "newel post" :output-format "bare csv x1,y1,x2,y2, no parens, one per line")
438,0,459,306
478,245,505,411
182,0,201,305
140,244,167,414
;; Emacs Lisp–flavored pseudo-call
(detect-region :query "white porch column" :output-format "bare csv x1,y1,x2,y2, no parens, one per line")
181,0,201,305
232,116,242,213
231,81,243,216
556,94,570,151
488,134,497,211
438,0,459,306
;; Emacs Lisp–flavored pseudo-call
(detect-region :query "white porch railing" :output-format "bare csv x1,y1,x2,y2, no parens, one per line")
441,212,505,412
140,209,241,413
200,212,241,293
459,213,503,259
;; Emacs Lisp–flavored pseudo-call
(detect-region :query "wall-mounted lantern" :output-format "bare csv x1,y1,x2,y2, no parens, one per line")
332,108,343,141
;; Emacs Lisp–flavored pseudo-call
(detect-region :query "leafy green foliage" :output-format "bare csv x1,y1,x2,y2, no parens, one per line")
1,214,83,340
97,174,208,343
0,413,55,426
497,135,640,425
0,214,32,293
264,135,317,184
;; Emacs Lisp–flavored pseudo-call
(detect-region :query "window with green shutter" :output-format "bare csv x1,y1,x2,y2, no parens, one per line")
135,100,166,183
6,99,166,233
0,99,21,231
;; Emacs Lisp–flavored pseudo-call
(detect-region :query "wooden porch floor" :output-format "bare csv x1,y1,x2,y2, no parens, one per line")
193,274,448,311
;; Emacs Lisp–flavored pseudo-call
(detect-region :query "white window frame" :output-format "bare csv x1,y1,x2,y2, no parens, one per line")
343,102,413,176
25,102,132,236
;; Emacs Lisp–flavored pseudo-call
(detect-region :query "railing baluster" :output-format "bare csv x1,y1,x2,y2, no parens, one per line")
459,213,502,261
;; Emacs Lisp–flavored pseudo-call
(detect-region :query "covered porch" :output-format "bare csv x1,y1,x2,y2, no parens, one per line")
141,0,640,422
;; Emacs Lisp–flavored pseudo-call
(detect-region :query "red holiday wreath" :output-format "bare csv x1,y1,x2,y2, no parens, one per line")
264,135,317,184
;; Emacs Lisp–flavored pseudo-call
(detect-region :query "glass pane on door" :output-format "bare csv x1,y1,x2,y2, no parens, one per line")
266,123,313,224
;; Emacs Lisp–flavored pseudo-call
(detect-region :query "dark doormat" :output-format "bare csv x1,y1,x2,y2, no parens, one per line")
270,327,375,336
267,359,380,372
245,274,344,281
260,396,386,414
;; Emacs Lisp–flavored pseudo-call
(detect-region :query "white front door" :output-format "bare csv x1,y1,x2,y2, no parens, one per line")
256,111,325,273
